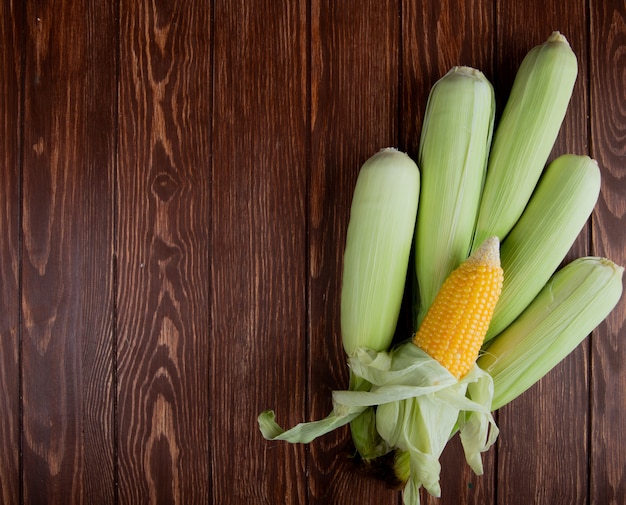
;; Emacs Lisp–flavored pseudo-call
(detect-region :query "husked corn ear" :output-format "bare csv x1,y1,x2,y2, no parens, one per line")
415,66,495,324
479,257,624,410
341,148,420,355
485,154,600,341
413,237,503,379
472,32,578,249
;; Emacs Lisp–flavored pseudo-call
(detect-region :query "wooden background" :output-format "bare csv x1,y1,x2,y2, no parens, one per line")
0,0,624,503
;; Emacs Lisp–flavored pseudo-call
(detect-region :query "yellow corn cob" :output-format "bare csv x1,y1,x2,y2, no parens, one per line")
413,237,503,379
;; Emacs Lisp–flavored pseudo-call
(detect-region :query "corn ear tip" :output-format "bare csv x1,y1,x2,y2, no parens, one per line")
379,146,399,153
450,65,486,79
608,260,625,277
590,257,625,277
379,146,413,154
547,31,570,45
377,146,414,159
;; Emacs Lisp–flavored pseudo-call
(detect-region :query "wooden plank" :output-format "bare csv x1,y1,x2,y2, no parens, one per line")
401,0,495,153
20,0,116,502
400,1,495,503
80,5,118,501
209,1,308,503
589,1,626,503
308,1,401,503
493,3,590,504
0,2,22,504
3,2,622,503
116,1,212,502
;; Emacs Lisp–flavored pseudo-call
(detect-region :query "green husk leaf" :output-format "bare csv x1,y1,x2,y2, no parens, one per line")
258,407,365,444
355,344,497,504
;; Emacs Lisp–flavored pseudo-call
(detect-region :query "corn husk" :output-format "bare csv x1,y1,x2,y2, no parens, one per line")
479,257,624,410
485,154,600,341
415,66,495,324
472,32,578,248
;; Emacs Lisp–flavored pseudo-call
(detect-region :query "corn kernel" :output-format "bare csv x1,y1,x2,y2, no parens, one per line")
414,237,503,378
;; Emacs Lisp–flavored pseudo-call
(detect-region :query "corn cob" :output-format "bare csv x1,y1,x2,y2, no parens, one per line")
484,154,600,341
472,32,578,249
414,237,503,379
258,148,420,452
341,147,420,460
415,66,495,325
341,147,420,355
478,257,624,410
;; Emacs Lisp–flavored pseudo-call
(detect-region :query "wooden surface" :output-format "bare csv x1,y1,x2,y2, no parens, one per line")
0,1,624,504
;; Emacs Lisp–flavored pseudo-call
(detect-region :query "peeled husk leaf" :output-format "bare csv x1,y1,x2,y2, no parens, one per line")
259,343,498,505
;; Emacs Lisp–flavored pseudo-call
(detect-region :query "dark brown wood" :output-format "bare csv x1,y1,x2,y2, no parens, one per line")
308,1,401,503
210,0,309,503
401,0,495,154
80,3,119,501
589,1,626,504
494,2,592,504
2,1,626,504
20,0,117,503
116,1,212,503
0,2,22,504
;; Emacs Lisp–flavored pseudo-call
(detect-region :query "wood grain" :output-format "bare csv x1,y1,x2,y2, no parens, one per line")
116,1,212,503
0,2,22,504
20,0,116,503
401,0,494,155
308,1,401,503
493,2,592,504
210,1,309,503
1,2,625,504
590,1,626,503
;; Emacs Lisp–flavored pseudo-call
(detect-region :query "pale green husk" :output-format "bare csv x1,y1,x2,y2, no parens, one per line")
339,147,420,460
472,32,578,249
341,148,420,355
415,66,495,324
479,257,624,410
485,154,601,341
